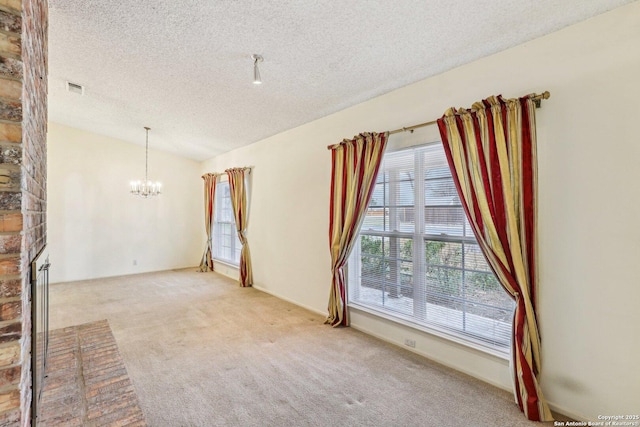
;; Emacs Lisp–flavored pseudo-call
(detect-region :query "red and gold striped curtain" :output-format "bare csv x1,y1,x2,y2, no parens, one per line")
198,173,217,272
327,132,388,327
226,168,253,287
437,95,552,421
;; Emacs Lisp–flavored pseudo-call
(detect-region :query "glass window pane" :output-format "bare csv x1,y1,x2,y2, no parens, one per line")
390,207,414,233
376,170,387,185
424,167,451,180
425,207,465,236
393,178,414,206
464,273,513,316
425,178,459,206
212,181,241,265
426,241,462,269
348,143,514,352
361,235,383,256
362,207,385,231
369,183,385,207
426,266,462,298
382,208,390,232
464,243,491,272
233,233,242,263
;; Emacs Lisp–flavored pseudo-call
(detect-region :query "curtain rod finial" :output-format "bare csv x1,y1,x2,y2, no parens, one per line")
533,90,551,108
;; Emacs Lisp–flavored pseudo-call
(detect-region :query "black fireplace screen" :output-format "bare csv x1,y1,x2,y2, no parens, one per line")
31,246,49,426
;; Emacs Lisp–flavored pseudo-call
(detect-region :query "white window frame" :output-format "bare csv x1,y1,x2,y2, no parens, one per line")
348,142,514,357
212,177,241,267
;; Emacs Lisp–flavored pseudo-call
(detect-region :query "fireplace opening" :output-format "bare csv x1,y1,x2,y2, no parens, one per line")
31,246,50,426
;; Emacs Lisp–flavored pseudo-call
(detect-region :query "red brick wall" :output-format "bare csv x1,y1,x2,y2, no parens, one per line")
0,0,47,425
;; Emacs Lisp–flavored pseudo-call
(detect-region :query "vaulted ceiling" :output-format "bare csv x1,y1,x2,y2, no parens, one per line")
48,0,633,161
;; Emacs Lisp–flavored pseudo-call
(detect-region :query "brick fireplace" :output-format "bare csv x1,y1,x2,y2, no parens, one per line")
0,0,48,425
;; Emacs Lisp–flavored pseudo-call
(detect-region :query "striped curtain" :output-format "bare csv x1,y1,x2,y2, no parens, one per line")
198,173,217,272
327,132,388,327
226,168,253,287
437,95,552,421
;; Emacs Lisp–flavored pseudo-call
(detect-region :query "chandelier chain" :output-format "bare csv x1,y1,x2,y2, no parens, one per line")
145,126,150,185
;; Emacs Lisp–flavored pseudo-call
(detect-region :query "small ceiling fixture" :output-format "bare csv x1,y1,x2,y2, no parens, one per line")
130,126,161,198
252,54,263,84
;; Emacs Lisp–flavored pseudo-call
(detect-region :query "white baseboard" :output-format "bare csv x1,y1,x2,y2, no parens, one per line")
545,401,585,422
349,321,512,393
252,284,327,317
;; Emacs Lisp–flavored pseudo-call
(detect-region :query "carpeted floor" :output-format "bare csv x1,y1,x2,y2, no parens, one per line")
49,269,561,426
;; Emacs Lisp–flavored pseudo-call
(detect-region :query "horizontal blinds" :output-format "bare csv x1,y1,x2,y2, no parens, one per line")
423,143,472,237
364,149,415,233
349,143,514,351
212,181,242,264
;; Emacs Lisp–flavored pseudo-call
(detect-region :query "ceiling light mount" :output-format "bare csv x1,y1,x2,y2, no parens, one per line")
252,54,263,85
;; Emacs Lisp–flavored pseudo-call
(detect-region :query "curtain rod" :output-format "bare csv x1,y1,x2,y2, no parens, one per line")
389,91,550,135
327,91,550,149
201,166,253,179
225,166,253,173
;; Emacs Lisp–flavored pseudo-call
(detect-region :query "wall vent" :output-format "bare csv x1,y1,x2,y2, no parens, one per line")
66,81,84,95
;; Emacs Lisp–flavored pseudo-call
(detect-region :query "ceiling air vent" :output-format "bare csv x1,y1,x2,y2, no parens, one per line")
66,81,84,95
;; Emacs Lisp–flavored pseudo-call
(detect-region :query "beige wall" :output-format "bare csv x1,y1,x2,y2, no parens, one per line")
201,3,640,420
47,122,204,283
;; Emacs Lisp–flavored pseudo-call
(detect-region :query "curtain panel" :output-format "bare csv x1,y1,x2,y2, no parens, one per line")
327,132,388,327
226,168,253,287
198,173,218,272
436,95,552,421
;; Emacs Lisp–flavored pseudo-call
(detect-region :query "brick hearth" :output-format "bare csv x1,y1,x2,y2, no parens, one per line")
37,320,146,426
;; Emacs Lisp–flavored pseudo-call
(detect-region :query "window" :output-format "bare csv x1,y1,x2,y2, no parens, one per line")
212,180,242,265
348,143,514,353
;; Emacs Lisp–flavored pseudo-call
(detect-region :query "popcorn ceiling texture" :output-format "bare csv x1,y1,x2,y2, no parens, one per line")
47,0,631,161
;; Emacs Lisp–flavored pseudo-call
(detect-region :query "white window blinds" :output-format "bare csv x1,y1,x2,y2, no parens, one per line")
212,180,242,265
348,143,514,353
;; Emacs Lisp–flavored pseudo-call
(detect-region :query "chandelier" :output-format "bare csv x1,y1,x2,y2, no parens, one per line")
130,126,161,197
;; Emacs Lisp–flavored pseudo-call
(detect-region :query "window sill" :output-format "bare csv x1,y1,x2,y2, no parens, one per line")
212,258,239,269
348,302,511,361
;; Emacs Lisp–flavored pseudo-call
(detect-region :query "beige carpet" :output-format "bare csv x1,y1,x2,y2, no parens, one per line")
50,269,561,426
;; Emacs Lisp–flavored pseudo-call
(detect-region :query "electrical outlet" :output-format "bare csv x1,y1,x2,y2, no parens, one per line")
404,338,416,348
133,259,137,266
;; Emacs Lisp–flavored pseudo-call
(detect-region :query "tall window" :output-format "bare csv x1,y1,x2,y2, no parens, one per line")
348,143,514,353
212,180,242,265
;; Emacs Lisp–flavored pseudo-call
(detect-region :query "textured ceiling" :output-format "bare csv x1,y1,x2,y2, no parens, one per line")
48,0,633,161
